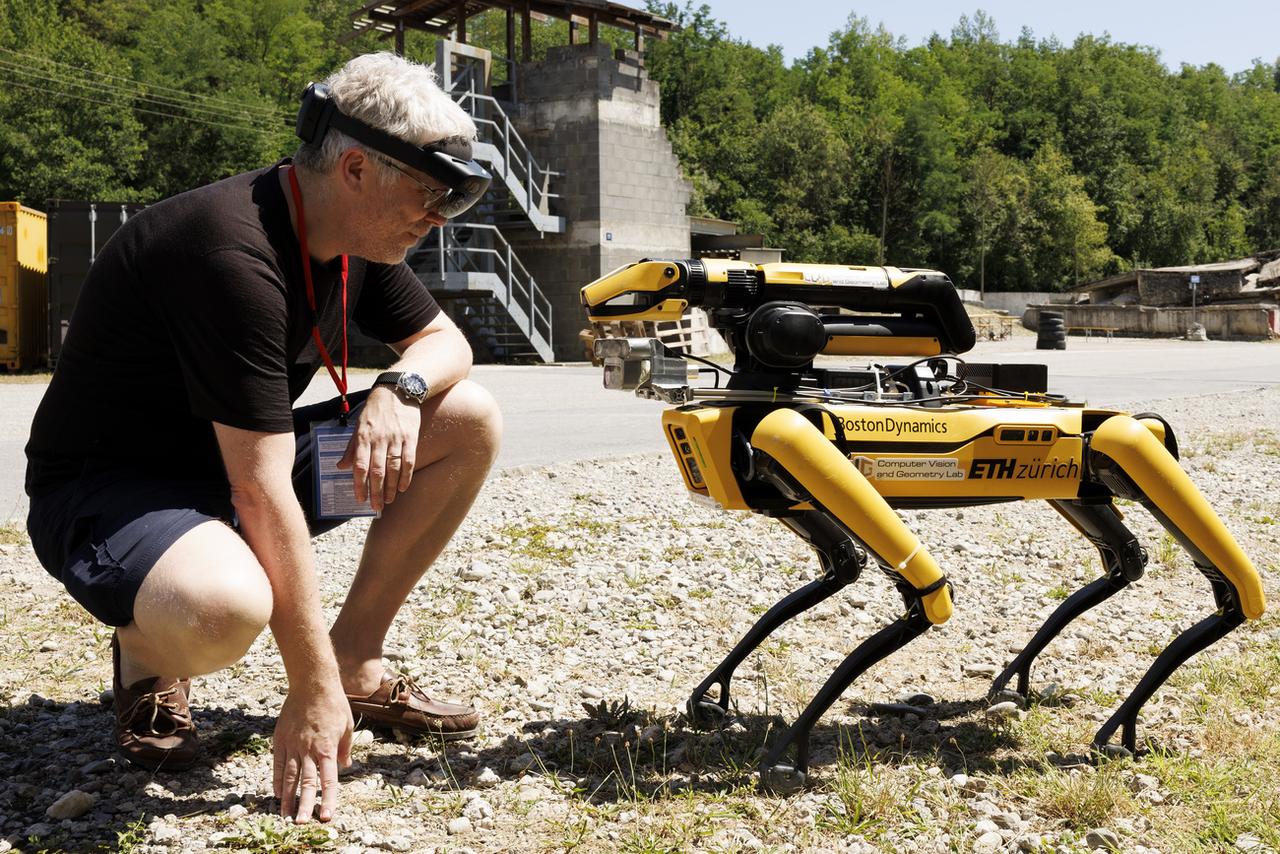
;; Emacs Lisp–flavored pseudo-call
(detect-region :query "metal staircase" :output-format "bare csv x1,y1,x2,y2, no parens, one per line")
411,222,553,362
410,41,561,362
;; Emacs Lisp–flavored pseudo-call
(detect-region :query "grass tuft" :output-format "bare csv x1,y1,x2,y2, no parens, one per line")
213,817,335,852
1016,760,1134,830
0,523,28,545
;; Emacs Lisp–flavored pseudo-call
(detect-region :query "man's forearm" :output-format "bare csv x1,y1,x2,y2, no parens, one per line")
233,484,339,688
387,318,473,400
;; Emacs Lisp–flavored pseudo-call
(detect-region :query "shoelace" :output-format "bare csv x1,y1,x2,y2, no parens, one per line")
120,685,194,736
386,673,428,705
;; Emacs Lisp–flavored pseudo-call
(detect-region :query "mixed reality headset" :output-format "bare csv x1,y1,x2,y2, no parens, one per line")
296,82,492,219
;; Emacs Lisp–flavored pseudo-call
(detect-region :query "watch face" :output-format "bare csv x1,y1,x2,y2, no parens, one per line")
401,373,428,399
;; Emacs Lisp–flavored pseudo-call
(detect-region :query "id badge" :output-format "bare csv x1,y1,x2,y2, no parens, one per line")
310,419,379,520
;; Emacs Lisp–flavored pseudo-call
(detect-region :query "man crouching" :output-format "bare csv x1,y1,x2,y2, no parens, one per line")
24,52,502,823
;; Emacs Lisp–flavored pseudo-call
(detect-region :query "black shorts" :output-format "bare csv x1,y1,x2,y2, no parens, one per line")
27,391,371,627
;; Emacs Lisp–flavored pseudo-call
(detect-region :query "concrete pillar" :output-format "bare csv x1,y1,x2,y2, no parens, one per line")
508,44,692,360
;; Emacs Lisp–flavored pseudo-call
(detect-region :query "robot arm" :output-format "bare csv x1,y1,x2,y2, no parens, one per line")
582,259,977,359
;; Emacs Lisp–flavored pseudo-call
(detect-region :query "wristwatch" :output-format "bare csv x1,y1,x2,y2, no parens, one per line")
373,371,429,404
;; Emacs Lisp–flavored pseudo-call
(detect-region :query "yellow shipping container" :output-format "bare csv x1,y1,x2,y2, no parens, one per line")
0,202,48,370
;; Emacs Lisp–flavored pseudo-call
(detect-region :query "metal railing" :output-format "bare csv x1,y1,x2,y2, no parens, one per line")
449,82,561,223
425,223,553,357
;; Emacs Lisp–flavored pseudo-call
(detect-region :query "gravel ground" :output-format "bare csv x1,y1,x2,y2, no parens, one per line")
0,385,1278,854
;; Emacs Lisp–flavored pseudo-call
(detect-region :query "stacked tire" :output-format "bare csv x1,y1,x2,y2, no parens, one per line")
1036,311,1066,350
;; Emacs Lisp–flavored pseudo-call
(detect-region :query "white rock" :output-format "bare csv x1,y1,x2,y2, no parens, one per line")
474,767,500,788
1130,773,1160,792
352,729,375,746
153,825,183,843
447,817,473,835
463,798,494,821
1085,827,1121,850
974,831,1004,853
460,560,493,581
45,789,95,820
985,701,1020,720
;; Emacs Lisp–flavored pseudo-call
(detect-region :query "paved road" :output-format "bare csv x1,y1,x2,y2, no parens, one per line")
3,337,1277,522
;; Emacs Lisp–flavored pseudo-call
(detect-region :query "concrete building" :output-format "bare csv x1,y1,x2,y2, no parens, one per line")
343,0,688,362
507,43,691,358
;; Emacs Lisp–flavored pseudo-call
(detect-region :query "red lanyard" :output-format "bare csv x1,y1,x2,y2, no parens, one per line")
287,165,349,420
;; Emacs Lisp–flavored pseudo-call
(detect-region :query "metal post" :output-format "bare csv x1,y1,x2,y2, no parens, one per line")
505,243,513,308
437,227,446,281
1190,275,1199,327
522,1,532,61
506,9,518,102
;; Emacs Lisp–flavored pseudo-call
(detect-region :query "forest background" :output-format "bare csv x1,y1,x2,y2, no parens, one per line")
2,0,1279,293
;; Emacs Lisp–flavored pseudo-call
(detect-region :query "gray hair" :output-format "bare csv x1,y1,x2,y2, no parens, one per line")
294,52,477,182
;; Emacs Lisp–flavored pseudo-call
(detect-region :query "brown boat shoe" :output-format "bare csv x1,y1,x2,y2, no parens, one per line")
111,634,198,771
345,673,479,741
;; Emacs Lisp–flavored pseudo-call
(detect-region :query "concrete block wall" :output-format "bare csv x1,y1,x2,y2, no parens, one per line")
980,291,1076,317
1022,303,1278,339
1139,270,1243,306
508,44,691,360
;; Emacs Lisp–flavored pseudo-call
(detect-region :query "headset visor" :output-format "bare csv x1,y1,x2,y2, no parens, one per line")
296,82,492,219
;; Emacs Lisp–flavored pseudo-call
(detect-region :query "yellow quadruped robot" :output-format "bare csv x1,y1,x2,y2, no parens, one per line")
580,258,1264,793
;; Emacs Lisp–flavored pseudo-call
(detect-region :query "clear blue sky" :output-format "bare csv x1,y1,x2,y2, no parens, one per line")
695,1,1279,74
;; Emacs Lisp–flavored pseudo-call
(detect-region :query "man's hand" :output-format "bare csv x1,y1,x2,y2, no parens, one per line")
338,387,421,512
273,682,354,823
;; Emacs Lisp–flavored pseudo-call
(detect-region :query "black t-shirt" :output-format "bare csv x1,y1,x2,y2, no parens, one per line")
25,160,440,496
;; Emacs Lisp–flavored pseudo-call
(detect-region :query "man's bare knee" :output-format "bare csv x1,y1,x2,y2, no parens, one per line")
424,379,502,463
130,522,272,675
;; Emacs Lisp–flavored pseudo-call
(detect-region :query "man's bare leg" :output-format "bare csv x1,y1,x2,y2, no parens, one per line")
116,520,274,686
328,379,502,694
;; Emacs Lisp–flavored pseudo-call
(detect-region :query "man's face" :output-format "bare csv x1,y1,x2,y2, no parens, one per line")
345,152,450,264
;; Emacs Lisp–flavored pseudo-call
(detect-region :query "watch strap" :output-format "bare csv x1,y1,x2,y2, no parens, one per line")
373,371,403,389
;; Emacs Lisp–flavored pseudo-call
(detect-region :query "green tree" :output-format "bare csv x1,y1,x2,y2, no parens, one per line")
964,147,1025,294
1025,144,1116,289
0,0,148,203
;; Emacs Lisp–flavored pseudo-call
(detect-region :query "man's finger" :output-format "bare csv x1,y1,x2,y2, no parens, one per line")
367,441,389,511
396,441,415,495
336,427,359,471
338,724,354,768
272,748,286,799
280,757,300,819
351,436,372,502
294,757,320,825
318,757,341,822
383,450,403,505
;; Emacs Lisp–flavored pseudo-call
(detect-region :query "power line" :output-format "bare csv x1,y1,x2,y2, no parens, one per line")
0,45,286,119
3,78,292,136
0,60,289,128
0,61,290,128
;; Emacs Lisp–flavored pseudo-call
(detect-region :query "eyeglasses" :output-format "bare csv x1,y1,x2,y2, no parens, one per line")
370,152,450,211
